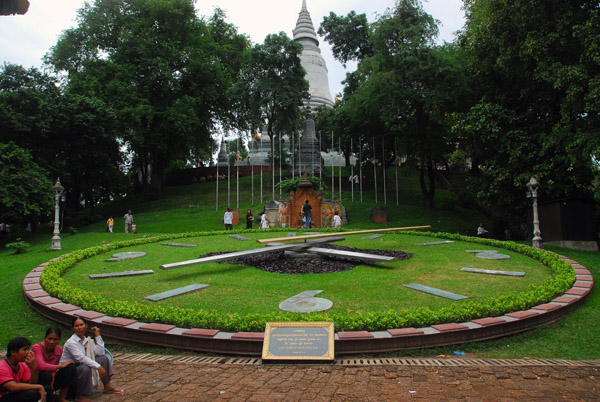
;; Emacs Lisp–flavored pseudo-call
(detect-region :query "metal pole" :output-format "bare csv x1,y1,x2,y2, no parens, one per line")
236,136,239,209
331,132,334,198
359,136,363,202
319,130,322,181
382,138,386,205
279,132,282,199
373,137,378,204
292,130,295,179
395,137,399,206
272,133,275,201
338,138,342,201
227,141,231,207
351,138,354,202
216,163,219,211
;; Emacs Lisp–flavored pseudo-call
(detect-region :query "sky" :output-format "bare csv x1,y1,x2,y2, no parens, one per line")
0,0,465,97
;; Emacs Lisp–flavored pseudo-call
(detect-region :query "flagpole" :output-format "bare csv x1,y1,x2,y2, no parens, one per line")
359,136,363,202
351,137,354,202
373,137,377,205
382,138,386,205
395,137,399,206
338,138,342,201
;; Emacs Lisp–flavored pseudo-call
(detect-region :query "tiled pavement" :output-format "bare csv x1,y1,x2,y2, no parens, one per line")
90,355,599,401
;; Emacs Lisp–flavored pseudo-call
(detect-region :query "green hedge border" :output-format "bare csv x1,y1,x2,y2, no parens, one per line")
39,230,576,332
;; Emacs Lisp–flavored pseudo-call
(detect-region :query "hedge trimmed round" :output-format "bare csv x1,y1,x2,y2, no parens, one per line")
39,229,575,333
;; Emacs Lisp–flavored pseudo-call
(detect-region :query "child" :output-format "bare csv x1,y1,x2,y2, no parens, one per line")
131,221,137,234
333,211,342,228
0,337,46,402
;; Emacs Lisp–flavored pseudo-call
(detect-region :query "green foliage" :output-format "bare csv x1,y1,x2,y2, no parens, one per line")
275,174,327,193
319,0,472,208
5,239,31,254
318,10,373,67
0,64,126,212
40,231,574,332
454,0,600,224
0,142,53,219
46,0,250,193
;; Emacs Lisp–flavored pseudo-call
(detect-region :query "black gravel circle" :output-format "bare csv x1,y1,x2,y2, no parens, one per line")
200,245,412,274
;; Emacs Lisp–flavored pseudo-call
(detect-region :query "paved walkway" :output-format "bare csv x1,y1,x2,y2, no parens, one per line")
89,355,599,401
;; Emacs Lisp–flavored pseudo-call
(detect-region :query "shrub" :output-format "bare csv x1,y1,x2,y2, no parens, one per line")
6,239,31,254
39,231,575,332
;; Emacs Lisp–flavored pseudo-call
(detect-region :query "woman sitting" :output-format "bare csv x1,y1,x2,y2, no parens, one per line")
32,327,77,402
60,317,123,400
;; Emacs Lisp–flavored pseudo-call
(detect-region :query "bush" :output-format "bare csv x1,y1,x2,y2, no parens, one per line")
39,230,575,332
5,239,31,254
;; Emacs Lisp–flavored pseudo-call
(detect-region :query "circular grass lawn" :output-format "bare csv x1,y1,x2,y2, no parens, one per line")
57,232,556,329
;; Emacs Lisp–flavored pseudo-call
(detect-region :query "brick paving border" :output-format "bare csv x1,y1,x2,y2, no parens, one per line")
24,255,593,356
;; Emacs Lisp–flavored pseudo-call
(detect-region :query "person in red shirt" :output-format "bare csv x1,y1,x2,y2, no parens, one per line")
0,337,45,402
32,328,77,402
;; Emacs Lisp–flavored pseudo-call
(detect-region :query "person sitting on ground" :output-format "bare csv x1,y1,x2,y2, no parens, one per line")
60,317,122,400
477,223,488,238
0,337,46,402
33,327,77,402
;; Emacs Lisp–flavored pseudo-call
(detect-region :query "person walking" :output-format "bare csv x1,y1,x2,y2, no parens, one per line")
123,211,133,233
302,200,312,229
106,217,113,233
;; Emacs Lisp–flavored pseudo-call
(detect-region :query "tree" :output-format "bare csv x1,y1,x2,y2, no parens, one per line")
455,0,600,227
319,0,471,207
318,11,373,67
0,142,53,223
230,32,309,189
0,64,125,214
46,0,249,193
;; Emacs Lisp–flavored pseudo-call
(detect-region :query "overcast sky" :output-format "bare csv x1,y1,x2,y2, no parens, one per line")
0,0,465,96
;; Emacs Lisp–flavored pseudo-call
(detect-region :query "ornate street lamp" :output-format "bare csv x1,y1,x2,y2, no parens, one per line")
526,177,543,249
51,179,64,251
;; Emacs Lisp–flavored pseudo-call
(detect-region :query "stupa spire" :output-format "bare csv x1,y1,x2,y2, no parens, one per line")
292,1,334,110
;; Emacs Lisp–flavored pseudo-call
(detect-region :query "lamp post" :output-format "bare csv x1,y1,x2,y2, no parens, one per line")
51,179,64,251
526,177,543,249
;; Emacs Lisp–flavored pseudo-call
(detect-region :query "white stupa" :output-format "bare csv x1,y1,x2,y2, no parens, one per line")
293,0,334,110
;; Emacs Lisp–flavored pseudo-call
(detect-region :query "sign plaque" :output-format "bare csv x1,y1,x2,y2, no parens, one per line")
262,322,334,362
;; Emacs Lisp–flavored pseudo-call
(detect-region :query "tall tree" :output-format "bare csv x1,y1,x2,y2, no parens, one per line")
319,0,471,207
230,32,309,188
0,64,125,213
455,0,600,225
0,142,53,224
46,0,249,193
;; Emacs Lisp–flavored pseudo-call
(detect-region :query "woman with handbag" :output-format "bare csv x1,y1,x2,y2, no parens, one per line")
32,327,77,402
60,317,122,400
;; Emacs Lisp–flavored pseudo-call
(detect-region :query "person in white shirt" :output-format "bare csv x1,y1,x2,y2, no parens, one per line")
477,223,488,238
333,211,342,228
223,208,233,231
60,317,122,399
